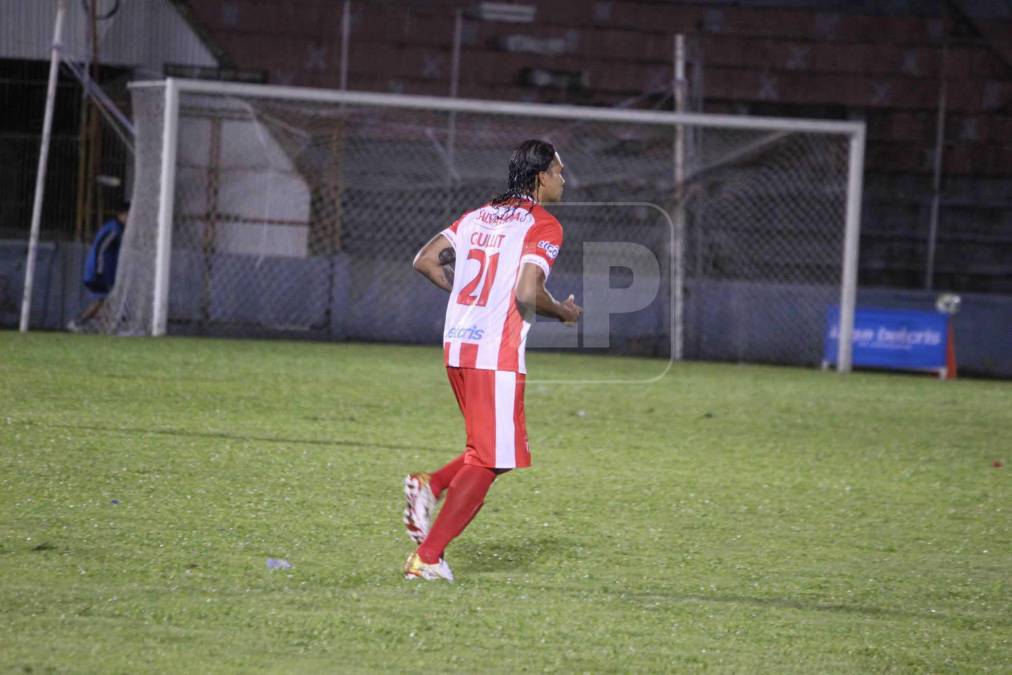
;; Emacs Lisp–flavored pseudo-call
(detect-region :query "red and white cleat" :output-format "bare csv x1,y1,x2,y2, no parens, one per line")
403,472,436,544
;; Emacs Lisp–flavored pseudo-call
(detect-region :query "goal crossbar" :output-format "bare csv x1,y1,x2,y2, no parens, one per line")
129,78,865,136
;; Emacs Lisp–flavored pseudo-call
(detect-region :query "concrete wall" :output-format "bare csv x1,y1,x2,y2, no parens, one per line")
0,240,88,332
2,241,1009,378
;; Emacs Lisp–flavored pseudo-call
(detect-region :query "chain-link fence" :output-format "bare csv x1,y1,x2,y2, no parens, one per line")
96,80,860,368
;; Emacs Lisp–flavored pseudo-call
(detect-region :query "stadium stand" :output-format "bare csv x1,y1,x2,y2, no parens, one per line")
182,0,1012,294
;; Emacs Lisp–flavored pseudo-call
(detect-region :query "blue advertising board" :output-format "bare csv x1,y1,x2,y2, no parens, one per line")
824,306,950,372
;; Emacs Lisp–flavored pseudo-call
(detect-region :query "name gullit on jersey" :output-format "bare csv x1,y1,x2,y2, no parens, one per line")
446,325,485,340
471,231,506,248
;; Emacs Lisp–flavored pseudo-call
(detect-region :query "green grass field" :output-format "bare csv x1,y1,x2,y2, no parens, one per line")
1,332,1009,673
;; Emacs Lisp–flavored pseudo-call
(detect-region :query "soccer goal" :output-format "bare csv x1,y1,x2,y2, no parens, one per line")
97,78,864,371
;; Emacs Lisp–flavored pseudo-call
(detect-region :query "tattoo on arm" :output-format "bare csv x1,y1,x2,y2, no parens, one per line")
438,247,455,286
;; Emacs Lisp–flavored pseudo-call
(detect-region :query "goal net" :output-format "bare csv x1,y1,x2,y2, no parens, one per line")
96,79,863,370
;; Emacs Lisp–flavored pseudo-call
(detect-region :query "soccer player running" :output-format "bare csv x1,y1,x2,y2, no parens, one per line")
403,139,582,581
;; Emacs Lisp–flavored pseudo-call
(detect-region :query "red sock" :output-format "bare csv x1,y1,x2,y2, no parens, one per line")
429,452,467,498
417,464,498,564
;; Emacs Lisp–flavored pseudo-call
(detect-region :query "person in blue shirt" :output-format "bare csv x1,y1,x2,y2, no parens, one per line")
67,202,129,332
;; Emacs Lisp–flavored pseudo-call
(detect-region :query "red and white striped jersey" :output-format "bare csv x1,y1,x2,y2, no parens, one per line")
440,199,564,374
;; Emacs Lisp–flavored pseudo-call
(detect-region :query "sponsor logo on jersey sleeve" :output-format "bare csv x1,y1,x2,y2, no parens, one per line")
537,240,560,259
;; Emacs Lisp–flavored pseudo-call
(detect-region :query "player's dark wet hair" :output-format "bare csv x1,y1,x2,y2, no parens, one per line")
491,139,556,206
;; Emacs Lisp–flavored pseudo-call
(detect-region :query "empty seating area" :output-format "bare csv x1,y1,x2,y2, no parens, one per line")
184,0,1011,292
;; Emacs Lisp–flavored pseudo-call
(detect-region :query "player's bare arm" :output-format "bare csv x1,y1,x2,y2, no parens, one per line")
515,263,582,324
412,233,454,292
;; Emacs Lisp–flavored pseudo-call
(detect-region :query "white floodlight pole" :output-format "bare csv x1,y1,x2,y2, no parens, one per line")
672,34,687,361
20,0,68,332
837,124,866,373
152,78,180,336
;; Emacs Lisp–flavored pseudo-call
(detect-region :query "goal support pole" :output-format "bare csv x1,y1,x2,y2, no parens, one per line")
672,34,687,362
837,126,866,373
20,0,67,332
152,78,180,336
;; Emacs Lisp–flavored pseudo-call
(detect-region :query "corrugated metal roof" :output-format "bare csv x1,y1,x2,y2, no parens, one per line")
0,0,218,73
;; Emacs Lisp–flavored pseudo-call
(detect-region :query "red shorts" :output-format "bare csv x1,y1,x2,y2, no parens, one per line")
446,367,530,469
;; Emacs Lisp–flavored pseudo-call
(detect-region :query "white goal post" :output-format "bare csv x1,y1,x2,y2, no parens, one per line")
105,77,864,371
